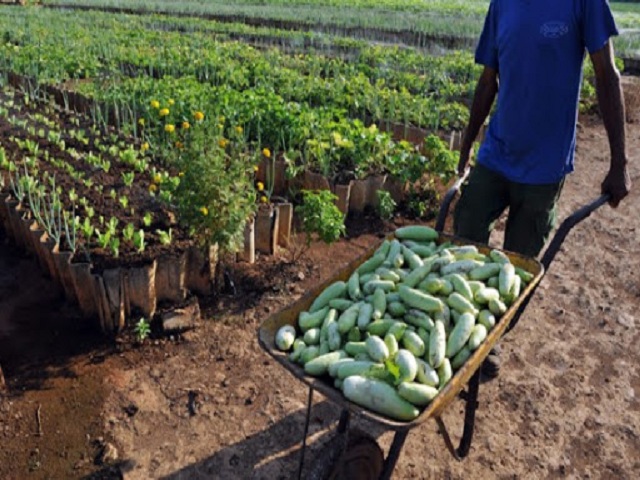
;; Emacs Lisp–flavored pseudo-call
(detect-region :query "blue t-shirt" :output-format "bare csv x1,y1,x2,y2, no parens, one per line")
475,0,618,185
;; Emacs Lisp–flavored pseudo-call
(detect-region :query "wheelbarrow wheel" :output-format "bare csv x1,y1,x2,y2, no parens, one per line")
306,428,384,480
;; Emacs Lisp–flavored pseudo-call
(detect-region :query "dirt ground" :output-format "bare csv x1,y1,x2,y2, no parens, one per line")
1,111,639,480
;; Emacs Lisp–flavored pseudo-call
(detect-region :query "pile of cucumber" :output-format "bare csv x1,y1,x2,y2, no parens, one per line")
274,225,534,421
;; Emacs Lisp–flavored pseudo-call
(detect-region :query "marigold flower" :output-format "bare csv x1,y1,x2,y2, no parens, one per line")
262,148,271,158
194,111,205,121
153,173,163,184
218,138,229,148
200,206,209,216
256,182,264,191
150,100,160,109
165,124,175,133
235,126,243,134
159,108,170,117
141,142,149,151
253,165,259,172
168,99,175,106
260,195,268,204
149,184,157,192
182,121,190,130
138,118,145,126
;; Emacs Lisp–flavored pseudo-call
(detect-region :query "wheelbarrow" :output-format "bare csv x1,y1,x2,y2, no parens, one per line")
258,171,610,479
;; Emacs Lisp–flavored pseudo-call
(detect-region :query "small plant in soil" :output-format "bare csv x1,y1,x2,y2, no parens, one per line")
376,190,397,221
133,318,151,343
296,189,345,247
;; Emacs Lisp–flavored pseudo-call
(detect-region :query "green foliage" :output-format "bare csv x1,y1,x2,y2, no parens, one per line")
295,189,346,246
376,190,396,221
134,317,151,343
169,120,257,253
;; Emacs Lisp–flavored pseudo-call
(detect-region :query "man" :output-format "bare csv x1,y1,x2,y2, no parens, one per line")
455,0,631,377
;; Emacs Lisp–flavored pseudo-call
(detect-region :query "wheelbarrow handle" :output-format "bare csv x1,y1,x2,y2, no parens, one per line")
435,169,470,233
540,194,609,270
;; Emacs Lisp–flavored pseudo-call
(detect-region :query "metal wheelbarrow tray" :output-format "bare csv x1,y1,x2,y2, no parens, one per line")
258,171,609,478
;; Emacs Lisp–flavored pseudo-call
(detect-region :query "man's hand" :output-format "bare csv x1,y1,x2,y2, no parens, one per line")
601,164,631,207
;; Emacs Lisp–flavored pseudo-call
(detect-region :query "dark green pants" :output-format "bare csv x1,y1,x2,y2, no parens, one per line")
453,164,564,258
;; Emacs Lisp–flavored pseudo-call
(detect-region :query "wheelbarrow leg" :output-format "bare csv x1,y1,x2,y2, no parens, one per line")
435,369,481,460
379,430,409,480
297,386,314,480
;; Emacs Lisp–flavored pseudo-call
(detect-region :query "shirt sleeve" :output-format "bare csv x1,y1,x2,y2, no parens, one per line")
582,0,619,54
475,0,499,70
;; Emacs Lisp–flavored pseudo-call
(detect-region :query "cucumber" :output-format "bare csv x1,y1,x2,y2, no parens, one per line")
387,321,408,340
357,302,374,330
375,240,391,258
342,376,419,421
401,263,433,288
372,287,387,320
384,333,399,357
395,225,438,242
498,263,516,297
446,312,475,358
327,322,342,351
347,327,362,342
310,281,348,313
329,298,355,311
304,351,347,376
345,341,369,357
402,330,426,357
395,349,418,383
385,240,402,267
428,319,446,368
478,310,496,330
337,304,360,334
451,346,472,370
376,268,401,283
401,245,424,270
515,266,534,284
467,280,485,294
487,276,499,289
336,361,379,379
447,292,478,316
275,325,297,351
488,298,507,317
357,253,386,275
366,336,390,362
303,328,321,346
438,358,453,390
489,249,510,265
359,273,380,286
422,277,444,295
363,280,396,295
347,271,363,301
298,306,330,332
404,309,435,331
300,345,320,364
366,319,396,337
398,285,444,313
416,359,440,387
416,327,430,347
449,274,474,301
468,263,502,281
467,324,488,350
289,339,307,362
397,382,439,407
440,259,483,276
409,244,437,258
328,357,355,377
474,287,501,305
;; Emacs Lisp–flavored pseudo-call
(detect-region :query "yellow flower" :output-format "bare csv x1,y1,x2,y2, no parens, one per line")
182,121,190,130
168,99,175,106
218,138,229,148
260,196,268,204
138,118,145,126
256,182,264,191
141,142,149,151
153,173,163,184
149,184,157,193
262,148,271,158
150,100,160,109
175,141,183,149
165,124,175,133
253,165,259,172
178,172,185,177
159,108,170,117
194,111,205,121
235,126,243,134
199,206,209,216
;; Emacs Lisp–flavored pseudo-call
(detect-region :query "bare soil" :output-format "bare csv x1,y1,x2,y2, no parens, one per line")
1,115,639,479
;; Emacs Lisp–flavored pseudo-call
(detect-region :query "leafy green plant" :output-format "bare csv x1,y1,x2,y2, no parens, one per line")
156,228,172,246
133,317,151,343
376,190,396,221
295,189,345,246
133,229,145,253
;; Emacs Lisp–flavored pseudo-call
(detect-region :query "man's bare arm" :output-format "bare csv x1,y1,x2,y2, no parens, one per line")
458,66,498,176
590,41,631,207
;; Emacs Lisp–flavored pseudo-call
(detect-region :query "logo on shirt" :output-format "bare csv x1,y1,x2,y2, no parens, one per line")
540,21,569,39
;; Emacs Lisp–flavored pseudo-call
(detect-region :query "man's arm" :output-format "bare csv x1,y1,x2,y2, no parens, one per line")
458,66,498,176
590,41,631,207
